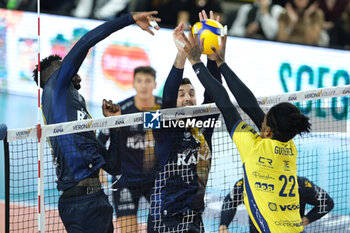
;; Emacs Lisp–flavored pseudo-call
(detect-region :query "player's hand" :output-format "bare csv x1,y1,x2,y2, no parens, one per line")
132,11,161,35
180,25,203,65
210,30,227,67
102,99,121,117
173,22,187,68
218,225,231,233
199,10,221,61
302,216,310,226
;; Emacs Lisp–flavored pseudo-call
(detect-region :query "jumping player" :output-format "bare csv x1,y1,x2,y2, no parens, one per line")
179,16,311,232
33,11,160,233
147,13,222,233
219,177,334,232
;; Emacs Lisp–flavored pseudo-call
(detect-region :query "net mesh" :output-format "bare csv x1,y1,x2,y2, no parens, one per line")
4,85,350,233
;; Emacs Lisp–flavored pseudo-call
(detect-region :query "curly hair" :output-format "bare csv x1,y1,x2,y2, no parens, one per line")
33,54,62,88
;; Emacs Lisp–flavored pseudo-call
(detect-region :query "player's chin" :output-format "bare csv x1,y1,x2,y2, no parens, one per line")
183,103,194,107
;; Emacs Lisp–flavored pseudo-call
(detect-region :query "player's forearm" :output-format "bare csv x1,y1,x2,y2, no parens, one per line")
306,194,334,224
162,66,183,108
192,62,241,133
64,14,134,72
219,63,265,129
220,194,236,227
203,59,222,104
100,129,121,175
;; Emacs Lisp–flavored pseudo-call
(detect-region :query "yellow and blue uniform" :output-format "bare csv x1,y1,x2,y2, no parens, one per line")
231,120,303,233
192,62,306,233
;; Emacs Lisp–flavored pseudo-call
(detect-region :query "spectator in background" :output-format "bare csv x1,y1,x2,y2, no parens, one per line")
71,0,130,20
318,0,348,31
228,0,283,40
277,0,328,46
178,0,223,26
2,0,75,15
329,0,350,49
134,0,181,28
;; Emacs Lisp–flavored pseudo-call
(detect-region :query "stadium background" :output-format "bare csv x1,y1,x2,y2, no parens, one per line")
0,7,349,232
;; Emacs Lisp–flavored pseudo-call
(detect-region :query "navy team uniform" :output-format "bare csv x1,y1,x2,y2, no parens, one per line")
98,96,162,218
220,177,334,232
147,60,222,233
41,14,135,233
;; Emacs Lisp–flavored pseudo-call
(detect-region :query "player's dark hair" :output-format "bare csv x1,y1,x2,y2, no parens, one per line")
133,66,156,80
33,54,62,88
266,102,311,142
180,77,192,86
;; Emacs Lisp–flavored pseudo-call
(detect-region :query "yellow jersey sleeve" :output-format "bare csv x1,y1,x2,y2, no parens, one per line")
231,120,261,163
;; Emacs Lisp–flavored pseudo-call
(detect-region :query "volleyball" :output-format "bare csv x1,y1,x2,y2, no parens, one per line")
192,19,223,55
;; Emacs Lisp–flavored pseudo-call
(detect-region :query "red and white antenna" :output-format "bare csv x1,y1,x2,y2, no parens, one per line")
36,0,45,232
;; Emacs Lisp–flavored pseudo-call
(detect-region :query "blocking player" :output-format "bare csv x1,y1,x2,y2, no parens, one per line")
219,177,334,232
179,19,311,232
33,11,160,232
147,14,222,233
98,66,161,233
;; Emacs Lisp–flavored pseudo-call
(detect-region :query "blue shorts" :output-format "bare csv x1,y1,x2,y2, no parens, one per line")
112,180,153,217
147,212,204,233
58,190,113,233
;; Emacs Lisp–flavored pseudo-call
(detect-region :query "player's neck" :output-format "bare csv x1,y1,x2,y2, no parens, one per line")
134,95,155,111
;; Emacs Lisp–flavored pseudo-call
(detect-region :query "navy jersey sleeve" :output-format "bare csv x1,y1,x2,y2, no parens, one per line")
192,62,241,133
56,14,134,90
162,65,184,109
99,129,122,175
203,59,222,104
220,178,244,227
219,63,265,130
298,177,334,224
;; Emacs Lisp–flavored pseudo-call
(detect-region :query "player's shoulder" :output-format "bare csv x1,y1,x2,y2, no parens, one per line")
154,96,162,109
118,96,136,112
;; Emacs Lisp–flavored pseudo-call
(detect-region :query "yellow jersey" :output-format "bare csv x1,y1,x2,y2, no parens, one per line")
231,121,303,233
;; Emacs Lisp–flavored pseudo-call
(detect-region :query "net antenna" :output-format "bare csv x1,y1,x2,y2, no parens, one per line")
36,0,45,232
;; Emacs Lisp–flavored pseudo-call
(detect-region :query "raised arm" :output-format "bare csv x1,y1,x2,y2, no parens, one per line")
179,27,241,133
58,11,160,89
219,178,244,232
162,23,187,109
209,32,265,129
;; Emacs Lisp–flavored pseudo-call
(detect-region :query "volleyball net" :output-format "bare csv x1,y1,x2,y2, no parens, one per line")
3,85,350,232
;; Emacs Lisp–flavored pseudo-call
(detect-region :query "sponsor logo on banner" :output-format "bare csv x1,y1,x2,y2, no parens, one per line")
343,89,350,95
134,116,143,123
175,111,185,117
115,119,125,125
91,121,107,128
53,127,64,134
73,121,92,131
193,108,209,115
266,97,281,105
288,94,297,101
304,90,322,100
15,129,33,140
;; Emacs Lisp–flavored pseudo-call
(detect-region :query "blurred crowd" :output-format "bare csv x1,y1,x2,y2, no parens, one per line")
0,0,349,49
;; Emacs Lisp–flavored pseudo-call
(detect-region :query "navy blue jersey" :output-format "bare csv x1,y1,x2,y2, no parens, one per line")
42,14,134,191
151,60,222,219
99,96,162,185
